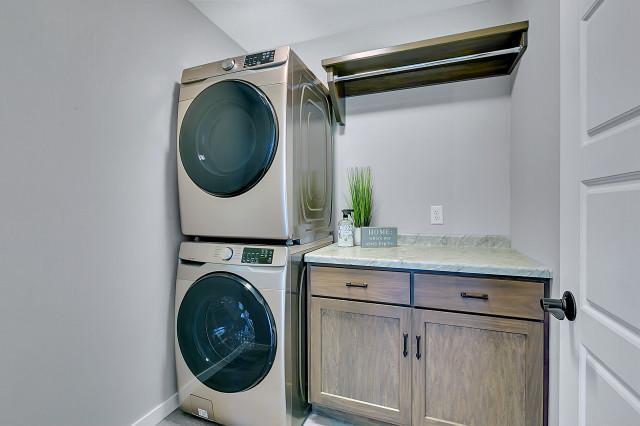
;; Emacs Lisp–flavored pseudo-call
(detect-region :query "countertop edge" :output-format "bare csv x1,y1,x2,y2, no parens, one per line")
305,254,553,279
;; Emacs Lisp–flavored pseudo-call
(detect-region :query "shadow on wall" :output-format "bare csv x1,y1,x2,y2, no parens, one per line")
167,82,183,244
160,82,186,398
346,75,512,115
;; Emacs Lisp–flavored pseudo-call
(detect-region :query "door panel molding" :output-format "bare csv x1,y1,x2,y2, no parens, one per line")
580,311,640,396
582,0,640,133
580,179,640,335
587,105,640,136
580,348,640,424
581,130,640,181
580,0,604,21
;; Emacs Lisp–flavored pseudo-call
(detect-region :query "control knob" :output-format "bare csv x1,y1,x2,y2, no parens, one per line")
221,247,234,261
221,58,235,71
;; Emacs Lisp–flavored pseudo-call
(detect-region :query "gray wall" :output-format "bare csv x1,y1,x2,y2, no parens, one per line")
331,80,511,235
293,1,516,235
0,1,242,425
510,1,560,426
510,0,560,275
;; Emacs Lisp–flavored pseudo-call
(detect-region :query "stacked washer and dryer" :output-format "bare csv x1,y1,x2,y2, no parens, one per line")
174,46,333,426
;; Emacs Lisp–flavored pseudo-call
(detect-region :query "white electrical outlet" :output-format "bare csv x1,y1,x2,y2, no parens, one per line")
430,205,444,225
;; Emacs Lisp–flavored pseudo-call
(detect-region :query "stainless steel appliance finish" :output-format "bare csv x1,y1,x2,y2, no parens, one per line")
174,238,331,425
177,46,333,243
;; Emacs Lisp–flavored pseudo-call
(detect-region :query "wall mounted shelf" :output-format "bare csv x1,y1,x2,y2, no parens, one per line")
321,21,529,125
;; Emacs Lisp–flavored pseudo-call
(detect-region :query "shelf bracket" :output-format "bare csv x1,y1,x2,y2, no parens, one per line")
327,68,346,126
508,31,528,74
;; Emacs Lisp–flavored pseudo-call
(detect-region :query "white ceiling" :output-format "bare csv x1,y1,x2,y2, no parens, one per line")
190,0,486,52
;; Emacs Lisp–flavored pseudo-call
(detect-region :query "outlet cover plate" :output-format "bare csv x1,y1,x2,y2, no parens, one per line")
430,205,443,225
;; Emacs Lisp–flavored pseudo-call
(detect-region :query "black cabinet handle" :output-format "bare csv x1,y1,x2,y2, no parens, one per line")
416,335,422,360
402,333,408,357
345,282,368,288
541,291,577,321
460,291,489,300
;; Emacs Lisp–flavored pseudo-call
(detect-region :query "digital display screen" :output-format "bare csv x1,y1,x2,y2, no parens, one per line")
241,248,274,264
244,50,275,68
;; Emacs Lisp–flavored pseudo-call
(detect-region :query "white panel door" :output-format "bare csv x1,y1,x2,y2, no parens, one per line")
560,0,640,424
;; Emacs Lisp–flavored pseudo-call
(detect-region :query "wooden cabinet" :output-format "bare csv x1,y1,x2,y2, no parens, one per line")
411,309,543,426
309,297,412,425
308,266,547,426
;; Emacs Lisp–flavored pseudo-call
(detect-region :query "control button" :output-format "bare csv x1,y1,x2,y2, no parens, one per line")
221,247,234,261
221,58,235,71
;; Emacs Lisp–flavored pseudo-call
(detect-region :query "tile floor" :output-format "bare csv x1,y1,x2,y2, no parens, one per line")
159,409,351,426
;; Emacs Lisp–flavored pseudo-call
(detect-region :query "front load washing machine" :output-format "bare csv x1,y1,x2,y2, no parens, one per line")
175,238,331,425
177,47,333,243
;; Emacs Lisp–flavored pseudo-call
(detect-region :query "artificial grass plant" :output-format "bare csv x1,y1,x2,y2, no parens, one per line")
348,166,373,228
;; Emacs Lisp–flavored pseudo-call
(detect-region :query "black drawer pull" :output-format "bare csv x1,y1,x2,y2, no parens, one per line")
402,333,408,357
416,335,422,360
460,291,489,300
345,282,368,288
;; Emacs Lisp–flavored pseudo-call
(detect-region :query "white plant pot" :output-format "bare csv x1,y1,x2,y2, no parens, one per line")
354,227,362,246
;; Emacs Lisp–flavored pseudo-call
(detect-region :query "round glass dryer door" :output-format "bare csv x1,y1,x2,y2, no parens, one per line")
177,272,277,393
179,80,278,197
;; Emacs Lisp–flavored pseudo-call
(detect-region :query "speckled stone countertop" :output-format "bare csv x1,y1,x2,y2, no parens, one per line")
305,235,552,279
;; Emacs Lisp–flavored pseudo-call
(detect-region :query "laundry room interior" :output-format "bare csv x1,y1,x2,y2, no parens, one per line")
2,0,639,426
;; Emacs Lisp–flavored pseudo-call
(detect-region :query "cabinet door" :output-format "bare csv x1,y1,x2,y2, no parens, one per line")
412,310,543,426
309,297,412,425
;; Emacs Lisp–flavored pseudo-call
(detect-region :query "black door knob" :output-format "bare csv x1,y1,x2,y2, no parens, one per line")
540,291,577,321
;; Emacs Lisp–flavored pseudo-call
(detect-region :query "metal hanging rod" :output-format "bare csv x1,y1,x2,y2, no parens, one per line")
333,46,523,83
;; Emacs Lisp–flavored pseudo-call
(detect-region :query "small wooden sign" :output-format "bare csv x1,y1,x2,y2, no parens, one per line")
361,227,398,248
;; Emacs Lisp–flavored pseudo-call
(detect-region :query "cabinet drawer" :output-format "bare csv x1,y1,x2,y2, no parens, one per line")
414,274,544,320
310,266,410,305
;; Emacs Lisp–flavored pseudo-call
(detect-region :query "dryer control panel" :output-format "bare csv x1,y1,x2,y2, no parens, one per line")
243,50,275,68
181,47,290,84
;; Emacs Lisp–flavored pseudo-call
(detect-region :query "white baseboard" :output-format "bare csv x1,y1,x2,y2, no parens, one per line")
132,392,180,426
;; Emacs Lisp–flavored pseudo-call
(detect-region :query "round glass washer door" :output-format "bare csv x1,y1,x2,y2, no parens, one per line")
176,272,277,393
179,80,278,197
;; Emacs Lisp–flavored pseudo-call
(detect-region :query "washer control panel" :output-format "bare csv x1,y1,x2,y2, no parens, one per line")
179,242,286,267
241,247,274,264
243,50,276,68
